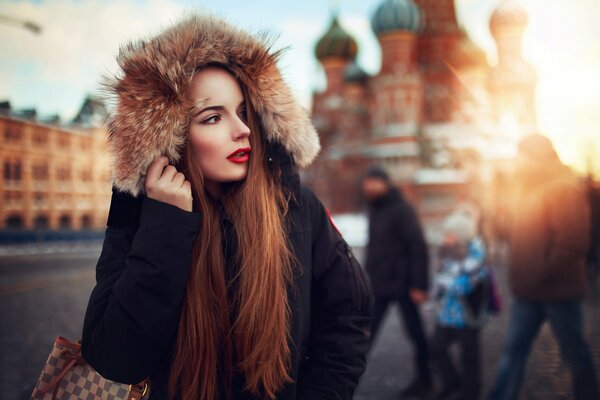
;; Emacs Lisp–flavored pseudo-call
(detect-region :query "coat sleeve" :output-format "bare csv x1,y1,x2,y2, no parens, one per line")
81,186,201,384
396,203,430,292
297,189,374,400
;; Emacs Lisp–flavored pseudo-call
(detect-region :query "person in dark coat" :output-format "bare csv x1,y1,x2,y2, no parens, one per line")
80,12,373,400
361,166,432,399
488,134,598,400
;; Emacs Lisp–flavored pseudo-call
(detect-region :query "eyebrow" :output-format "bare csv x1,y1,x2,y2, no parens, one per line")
192,101,246,118
192,105,225,118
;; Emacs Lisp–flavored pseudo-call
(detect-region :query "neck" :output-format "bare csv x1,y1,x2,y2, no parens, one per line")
204,179,224,199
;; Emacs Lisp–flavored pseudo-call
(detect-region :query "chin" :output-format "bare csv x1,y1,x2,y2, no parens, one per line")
221,169,248,183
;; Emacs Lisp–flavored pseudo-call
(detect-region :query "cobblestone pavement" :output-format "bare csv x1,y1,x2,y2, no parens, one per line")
1,245,599,400
354,259,600,400
0,250,99,400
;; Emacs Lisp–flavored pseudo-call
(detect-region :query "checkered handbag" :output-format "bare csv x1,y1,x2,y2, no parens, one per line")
30,336,150,400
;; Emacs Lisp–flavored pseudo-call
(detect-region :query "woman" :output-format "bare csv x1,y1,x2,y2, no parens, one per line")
80,12,373,400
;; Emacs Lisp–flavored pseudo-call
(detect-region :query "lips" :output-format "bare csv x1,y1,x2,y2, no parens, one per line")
227,147,251,163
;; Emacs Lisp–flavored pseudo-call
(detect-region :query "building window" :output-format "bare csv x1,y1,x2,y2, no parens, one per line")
14,162,21,180
33,129,48,146
33,163,49,181
57,135,70,149
59,215,71,230
5,215,24,230
80,168,92,182
4,191,23,204
81,214,92,229
56,166,71,181
4,126,22,142
80,140,91,151
3,160,23,181
34,215,49,230
34,192,46,206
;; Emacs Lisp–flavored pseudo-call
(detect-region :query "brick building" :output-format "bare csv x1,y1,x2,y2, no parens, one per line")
0,97,112,233
306,0,537,223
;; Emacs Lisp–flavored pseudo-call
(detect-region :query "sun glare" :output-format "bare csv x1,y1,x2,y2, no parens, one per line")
522,0,600,176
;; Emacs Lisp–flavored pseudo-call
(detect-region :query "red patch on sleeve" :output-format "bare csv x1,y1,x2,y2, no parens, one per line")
325,207,343,237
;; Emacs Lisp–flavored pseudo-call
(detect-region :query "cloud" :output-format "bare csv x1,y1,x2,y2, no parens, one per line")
0,0,191,119
273,16,326,108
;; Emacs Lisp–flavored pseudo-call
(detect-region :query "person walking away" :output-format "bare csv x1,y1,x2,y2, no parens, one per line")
488,133,599,400
362,166,432,399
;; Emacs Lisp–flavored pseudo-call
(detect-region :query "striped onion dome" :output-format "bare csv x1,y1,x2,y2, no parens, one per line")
371,0,423,36
490,0,528,35
315,17,358,62
447,30,488,69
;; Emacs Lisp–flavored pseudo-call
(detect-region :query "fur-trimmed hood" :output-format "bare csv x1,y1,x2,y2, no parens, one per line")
102,12,320,197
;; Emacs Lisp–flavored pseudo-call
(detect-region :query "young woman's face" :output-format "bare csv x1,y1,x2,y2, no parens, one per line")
187,67,251,194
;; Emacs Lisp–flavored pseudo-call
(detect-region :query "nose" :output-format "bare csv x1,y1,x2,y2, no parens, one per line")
232,115,251,141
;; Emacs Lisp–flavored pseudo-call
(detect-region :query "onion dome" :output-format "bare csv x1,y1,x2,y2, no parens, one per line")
447,30,488,69
371,0,423,36
315,17,358,62
490,0,528,36
343,62,369,83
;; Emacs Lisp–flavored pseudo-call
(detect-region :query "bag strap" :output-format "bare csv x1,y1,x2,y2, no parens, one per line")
34,349,84,396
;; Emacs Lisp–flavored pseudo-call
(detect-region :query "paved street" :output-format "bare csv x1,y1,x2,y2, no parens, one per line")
1,244,599,399
355,260,600,400
0,248,99,400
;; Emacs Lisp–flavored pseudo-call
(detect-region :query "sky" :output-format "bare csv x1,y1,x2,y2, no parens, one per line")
1,0,600,175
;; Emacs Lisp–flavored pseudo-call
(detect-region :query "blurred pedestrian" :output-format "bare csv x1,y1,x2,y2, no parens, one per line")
488,134,599,400
80,12,372,400
585,175,600,290
362,166,432,399
430,205,489,400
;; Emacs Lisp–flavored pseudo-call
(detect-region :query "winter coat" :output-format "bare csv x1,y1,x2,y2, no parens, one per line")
364,187,429,297
80,12,373,400
432,237,489,329
507,163,591,301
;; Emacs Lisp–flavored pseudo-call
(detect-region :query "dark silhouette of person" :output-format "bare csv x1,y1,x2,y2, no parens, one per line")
362,166,432,399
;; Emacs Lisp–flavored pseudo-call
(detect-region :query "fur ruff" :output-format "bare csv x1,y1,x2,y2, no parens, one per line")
101,12,320,197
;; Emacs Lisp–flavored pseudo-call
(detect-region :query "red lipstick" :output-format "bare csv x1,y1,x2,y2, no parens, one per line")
227,147,251,163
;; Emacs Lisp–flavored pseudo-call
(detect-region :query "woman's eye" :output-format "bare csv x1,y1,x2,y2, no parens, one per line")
239,109,247,122
202,115,220,124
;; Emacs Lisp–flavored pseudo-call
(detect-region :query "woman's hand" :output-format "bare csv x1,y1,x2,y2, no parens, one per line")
144,155,193,212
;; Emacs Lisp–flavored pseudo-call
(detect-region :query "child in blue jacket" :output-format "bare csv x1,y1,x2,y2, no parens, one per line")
430,206,489,400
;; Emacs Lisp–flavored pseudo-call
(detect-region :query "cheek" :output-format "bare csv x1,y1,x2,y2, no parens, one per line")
189,128,225,176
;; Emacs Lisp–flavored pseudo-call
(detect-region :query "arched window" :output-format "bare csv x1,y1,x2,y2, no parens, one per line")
81,214,92,229
34,215,49,230
58,215,71,230
5,215,24,230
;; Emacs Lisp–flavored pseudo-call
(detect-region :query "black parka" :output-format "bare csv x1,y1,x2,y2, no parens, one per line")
364,187,429,297
80,148,373,399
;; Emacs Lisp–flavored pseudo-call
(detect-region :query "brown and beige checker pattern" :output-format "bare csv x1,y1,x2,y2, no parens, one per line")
31,336,150,400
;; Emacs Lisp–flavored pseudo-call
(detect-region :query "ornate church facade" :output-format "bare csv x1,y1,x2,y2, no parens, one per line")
305,0,537,220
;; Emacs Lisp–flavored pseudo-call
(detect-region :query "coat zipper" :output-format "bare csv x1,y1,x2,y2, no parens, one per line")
338,237,372,315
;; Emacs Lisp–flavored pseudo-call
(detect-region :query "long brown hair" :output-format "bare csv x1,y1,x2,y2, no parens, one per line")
168,65,295,399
